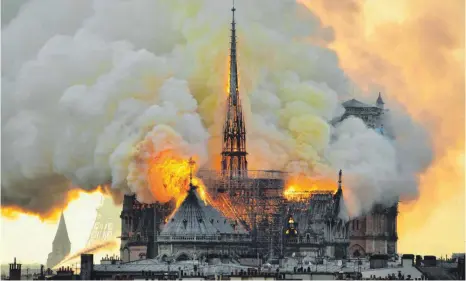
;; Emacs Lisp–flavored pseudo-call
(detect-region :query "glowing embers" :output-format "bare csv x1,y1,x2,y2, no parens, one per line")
147,150,209,208
283,174,338,202
285,215,298,236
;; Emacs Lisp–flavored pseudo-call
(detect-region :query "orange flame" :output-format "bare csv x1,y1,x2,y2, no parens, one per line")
148,149,208,208
283,174,337,201
1,186,109,221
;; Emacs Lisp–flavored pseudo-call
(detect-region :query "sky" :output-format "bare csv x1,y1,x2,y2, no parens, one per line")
0,193,102,264
301,0,465,256
1,0,465,264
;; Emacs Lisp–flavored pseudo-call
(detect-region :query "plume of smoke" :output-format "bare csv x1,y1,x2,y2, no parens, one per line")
54,239,118,269
2,0,433,218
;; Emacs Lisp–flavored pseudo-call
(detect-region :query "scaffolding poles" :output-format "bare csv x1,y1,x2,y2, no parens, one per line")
198,169,287,258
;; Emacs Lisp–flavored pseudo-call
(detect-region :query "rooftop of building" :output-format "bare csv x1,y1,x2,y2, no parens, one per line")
93,259,253,275
342,98,376,108
159,184,249,238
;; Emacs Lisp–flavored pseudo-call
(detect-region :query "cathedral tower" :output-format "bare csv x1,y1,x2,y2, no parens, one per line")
47,212,71,268
221,2,248,178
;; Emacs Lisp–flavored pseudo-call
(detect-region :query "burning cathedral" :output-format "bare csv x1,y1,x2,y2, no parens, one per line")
118,4,397,264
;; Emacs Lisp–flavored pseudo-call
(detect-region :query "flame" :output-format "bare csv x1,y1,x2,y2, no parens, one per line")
1,186,108,221
283,174,337,201
147,149,209,208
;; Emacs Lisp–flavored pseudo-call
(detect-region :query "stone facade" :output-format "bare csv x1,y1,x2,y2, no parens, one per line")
283,174,350,260
339,93,386,129
120,195,173,263
339,94,398,257
348,204,398,257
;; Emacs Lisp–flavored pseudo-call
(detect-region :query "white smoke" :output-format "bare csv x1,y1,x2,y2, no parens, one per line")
2,0,433,218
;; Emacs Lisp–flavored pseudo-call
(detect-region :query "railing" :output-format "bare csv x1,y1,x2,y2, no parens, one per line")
128,236,149,243
157,234,251,242
197,169,287,180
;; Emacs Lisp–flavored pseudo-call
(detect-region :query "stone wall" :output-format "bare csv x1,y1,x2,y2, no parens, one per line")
348,204,398,256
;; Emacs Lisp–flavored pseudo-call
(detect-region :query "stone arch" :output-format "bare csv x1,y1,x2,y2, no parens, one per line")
349,244,366,258
174,252,192,261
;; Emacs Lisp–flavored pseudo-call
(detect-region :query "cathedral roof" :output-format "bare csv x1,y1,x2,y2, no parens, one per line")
290,172,345,232
53,212,71,246
342,99,373,108
160,185,248,236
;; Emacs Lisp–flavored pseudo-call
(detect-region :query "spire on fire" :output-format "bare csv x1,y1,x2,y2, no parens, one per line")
221,1,248,179
188,157,196,191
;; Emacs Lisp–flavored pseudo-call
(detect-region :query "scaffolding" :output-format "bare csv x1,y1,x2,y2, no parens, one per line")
197,169,288,259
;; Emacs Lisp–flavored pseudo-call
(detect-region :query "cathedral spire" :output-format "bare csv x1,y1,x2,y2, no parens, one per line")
53,212,71,246
229,0,239,105
221,1,248,179
188,157,196,191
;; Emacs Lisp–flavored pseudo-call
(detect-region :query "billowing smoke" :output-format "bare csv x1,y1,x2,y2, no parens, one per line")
2,0,433,218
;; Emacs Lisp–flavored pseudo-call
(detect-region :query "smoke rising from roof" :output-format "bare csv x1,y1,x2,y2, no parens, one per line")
2,0,433,218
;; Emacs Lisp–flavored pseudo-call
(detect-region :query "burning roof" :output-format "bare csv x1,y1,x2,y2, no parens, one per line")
159,184,248,237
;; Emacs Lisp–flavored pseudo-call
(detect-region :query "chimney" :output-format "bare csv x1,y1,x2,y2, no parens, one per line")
9,257,21,280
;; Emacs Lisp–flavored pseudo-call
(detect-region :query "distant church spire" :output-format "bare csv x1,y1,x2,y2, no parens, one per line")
54,212,71,245
47,212,71,268
221,1,248,179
